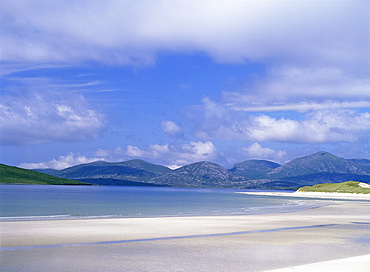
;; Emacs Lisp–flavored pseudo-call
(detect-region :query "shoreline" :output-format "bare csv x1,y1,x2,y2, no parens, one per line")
0,202,322,223
238,191,370,200
1,199,370,271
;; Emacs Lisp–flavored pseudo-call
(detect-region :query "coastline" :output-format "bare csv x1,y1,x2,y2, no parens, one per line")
238,191,370,200
1,199,370,271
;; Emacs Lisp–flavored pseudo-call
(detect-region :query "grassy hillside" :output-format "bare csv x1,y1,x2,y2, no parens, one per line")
297,181,370,194
0,164,90,185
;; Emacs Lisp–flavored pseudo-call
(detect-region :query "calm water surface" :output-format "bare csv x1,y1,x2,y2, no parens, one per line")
0,185,315,221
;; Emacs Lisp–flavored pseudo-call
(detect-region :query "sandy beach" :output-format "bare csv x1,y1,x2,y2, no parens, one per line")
1,199,370,271
239,191,370,200
268,254,370,272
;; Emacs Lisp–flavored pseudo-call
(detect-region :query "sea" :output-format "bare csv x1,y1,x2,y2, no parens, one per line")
0,185,319,221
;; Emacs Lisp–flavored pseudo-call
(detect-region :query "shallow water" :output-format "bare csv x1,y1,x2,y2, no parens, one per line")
0,185,317,221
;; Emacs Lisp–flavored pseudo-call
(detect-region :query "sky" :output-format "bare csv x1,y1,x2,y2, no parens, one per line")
0,0,369,170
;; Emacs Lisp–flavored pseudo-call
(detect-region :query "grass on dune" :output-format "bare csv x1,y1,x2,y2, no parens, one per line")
297,181,370,194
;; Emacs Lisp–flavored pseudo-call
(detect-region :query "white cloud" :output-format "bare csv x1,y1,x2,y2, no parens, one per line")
248,111,370,143
195,98,370,144
126,145,148,157
0,63,71,77
230,101,370,113
223,67,370,106
161,120,182,136
126,141,217,168
19,153,102,170
241,143,286,163
0,91,105,145
0,0,368,72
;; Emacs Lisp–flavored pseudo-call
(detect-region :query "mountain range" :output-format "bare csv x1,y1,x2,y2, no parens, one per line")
32,151,370,189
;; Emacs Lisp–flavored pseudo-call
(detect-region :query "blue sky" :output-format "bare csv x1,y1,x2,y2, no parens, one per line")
1,0,369,170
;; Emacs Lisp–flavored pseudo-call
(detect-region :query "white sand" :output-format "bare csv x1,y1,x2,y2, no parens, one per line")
1,200,369,271
239,191,370,200
268,254,370,272
359,182,370,189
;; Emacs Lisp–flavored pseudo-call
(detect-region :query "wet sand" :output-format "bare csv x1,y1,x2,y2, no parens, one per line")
1,200,370,271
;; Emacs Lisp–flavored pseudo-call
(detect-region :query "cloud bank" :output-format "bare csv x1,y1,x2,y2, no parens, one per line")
223,67,370,108
1,0,368,72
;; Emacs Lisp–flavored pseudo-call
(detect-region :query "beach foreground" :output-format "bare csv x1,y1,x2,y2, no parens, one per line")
1,200,370,271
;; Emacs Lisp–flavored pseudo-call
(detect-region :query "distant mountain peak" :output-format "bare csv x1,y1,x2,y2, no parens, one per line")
84,161,110,166
150,161,244,188
267,151,363,177
229,159,281,179
306,151,338,158
181,161,223,169
231,159,281,169
314,151,332,155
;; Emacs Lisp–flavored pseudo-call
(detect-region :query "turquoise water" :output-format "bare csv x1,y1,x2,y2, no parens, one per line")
0,185,315,221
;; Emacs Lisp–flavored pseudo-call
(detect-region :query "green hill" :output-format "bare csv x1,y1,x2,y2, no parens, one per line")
35,159,172,185
297,181,370,194
0,164,90,185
